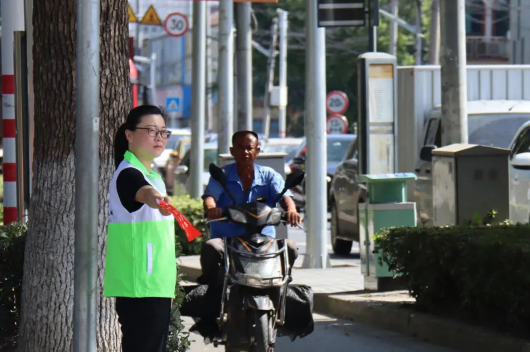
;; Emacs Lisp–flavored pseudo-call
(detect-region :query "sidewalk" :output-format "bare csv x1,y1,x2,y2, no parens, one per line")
178,255,530,352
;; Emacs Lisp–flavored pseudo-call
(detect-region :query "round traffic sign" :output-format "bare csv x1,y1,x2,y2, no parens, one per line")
326,91,349,115
326,115,349,135
164,13,189,37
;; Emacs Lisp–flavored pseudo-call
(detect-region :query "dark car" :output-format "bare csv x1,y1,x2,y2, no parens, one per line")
328,137,368,255
288,134,357,211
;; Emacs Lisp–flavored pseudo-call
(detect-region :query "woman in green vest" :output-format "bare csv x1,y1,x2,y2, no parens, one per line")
105,105,177,352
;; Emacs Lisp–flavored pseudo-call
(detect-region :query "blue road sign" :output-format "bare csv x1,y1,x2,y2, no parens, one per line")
165,97,181,113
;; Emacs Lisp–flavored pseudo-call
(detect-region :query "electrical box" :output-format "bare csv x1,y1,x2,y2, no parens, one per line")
270,86,288,107
432,144,510,226
217,153,289,239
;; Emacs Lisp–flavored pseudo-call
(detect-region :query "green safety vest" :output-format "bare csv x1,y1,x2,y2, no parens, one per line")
104,151,176,298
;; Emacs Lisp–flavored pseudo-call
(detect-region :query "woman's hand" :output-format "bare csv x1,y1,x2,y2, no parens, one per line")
155,195,172,216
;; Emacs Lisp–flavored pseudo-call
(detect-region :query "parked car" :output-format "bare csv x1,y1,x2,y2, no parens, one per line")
153,128,190,176
507,122,530,223
328,137,365,255
288,134,357,211
261,137,304,175
174,142,218,192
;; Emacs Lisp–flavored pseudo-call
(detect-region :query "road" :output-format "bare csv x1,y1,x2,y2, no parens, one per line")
182,313,452,352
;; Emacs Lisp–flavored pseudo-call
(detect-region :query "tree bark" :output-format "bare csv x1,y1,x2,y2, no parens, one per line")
18,1,130,351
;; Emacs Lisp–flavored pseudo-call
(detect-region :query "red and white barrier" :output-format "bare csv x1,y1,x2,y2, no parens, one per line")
1,0,25,225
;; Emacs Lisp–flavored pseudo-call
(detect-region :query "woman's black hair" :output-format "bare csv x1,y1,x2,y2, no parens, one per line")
114,105,167,168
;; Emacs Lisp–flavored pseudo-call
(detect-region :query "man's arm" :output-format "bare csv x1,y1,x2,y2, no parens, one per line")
269,170,301,226
202,177,224,219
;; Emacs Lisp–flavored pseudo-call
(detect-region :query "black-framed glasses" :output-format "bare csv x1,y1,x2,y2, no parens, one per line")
234,146,258,152
135,127,172,139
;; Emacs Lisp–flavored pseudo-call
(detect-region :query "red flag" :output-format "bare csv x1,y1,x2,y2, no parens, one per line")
158,199,203,242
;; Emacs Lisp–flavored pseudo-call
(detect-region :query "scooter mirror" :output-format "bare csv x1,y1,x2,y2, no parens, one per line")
209,163,228,187
285,169,305,189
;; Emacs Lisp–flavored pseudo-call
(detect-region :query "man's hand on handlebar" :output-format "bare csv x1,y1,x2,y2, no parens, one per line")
206,207,223,220
284,210,302,227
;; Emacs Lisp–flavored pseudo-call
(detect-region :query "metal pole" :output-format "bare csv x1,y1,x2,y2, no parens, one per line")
24,0,34,203
415,0,423,65
74,0,100,349
301,0,330,269
262,18,279,140
191,1,207,198
368,0,379,52
217,0,234,154
1,0,25,225
150,53,157,105
440,0,468,145
389,0,398,56
206,2,214,132
14,32,28,223
233,43,239,132
428,0,440,65
135,0,140,54
277,9,288,138
236,3,253,131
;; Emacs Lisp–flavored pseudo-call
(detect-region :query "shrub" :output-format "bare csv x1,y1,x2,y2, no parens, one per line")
374,221,530,328
0,222,27,337
172,195,209,256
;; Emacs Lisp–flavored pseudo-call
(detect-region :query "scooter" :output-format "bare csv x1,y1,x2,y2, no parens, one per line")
206,163,305,352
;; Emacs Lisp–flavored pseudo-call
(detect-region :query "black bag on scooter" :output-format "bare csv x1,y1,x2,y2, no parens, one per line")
181,283,314,343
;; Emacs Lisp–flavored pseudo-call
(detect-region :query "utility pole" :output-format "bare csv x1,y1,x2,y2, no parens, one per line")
236,3,253,131
428,0,440,65
277,9,288,138
389,0,398,56
440,0,468,145
368,0,380,51
190,1,207,198
302,0,330,269
415,0,423,64
73,0,100,349
262,18,279,140
218,0,234,154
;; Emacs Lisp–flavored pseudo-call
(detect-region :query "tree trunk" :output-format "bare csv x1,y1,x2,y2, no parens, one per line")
18,1,130,351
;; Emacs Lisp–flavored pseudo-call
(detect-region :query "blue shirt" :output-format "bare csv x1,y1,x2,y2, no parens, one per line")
202,163,293,239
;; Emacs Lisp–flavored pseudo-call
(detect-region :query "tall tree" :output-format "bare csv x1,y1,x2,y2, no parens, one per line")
18,0,130,350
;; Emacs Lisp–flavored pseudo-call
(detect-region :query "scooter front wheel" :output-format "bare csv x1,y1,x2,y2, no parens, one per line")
252,310,274,352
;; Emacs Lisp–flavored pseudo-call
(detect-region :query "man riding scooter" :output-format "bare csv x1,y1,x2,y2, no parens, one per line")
198,131,301,286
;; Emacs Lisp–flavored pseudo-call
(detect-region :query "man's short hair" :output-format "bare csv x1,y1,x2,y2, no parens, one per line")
232,131,259,146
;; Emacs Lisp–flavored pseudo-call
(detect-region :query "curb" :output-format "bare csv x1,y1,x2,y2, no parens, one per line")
313,293,530,352
179,264,530,352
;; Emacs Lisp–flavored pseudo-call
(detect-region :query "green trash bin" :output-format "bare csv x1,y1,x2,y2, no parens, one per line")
358,173,417,291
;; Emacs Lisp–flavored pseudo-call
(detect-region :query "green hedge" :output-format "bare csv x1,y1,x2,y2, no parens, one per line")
374,221,530,329
0,222,26,338
172,195,208,256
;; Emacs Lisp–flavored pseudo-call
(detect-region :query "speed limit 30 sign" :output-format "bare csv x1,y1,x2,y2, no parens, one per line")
164,13,189,37
326,91,349,115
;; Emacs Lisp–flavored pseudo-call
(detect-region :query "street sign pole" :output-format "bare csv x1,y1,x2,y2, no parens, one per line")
277,9,288,138
74,0,100,349
190,1,207,199
302,0,330,269
235,3,253,131
218,0,234,155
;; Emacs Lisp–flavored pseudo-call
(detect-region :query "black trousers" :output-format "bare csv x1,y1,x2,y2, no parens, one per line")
115,297,171,352
199,238,299,285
